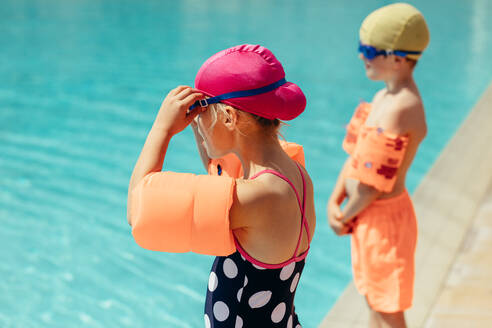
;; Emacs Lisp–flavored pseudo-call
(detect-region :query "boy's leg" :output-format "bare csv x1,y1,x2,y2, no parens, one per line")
376,310,406,328
366,297,381,328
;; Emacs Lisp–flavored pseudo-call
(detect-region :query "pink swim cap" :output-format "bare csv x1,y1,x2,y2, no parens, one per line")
193,44,306,120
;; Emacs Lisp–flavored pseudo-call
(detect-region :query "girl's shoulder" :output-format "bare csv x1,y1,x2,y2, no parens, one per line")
229,175,286,230
230,163,310,229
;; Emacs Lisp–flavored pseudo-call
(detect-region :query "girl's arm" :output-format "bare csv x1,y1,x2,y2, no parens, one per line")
127,86,204,225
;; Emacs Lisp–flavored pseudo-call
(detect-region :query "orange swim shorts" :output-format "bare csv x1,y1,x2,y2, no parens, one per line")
351,190,417,313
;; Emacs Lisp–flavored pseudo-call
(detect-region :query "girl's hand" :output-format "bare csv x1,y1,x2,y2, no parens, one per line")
153,86,205,136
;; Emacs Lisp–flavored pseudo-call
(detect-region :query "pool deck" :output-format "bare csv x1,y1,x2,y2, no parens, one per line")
319,82,492,328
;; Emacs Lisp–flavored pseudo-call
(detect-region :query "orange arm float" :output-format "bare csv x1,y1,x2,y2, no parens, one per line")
344,126,409,193
280,140,306,166
130,172,236,256
208,153,243,178
208,140,306,178
342,102,372,155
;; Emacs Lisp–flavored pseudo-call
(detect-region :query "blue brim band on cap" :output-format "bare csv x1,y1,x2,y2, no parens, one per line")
189,78,287,111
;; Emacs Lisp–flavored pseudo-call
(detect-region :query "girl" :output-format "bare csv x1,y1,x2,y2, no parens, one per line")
128,44,316,327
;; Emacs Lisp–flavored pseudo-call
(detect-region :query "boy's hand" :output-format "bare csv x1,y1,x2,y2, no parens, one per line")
327,201,350,236
329,216,349,236
153,86,205,136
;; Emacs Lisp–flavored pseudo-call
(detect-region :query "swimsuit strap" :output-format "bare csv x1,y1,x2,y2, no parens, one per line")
292,162,310,255
295,162,311,242
250,169,303,212
250,162,310,259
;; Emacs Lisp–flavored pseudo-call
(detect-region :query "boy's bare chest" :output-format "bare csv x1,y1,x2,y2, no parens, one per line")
365,97,396,127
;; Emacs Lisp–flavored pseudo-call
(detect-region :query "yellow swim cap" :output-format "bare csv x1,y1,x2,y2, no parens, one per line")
359,3,430,60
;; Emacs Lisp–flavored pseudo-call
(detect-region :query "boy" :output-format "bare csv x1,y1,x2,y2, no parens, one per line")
327,3,430,328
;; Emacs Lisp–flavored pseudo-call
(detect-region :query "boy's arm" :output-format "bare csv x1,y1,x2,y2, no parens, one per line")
329,159,350,205
340,102,418,224
331,89,385,207
340,182,381,223
327,159,352,235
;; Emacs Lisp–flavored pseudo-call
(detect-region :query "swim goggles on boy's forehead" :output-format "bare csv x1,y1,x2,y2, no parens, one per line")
358,42,422,60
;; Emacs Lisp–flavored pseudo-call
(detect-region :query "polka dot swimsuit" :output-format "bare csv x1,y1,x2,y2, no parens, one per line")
204,164,310,328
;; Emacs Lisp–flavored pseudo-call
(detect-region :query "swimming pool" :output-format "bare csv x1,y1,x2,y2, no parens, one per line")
1,0,491,327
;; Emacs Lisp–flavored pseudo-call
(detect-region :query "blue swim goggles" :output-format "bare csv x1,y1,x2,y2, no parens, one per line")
358,42,422,60
189,78,287,111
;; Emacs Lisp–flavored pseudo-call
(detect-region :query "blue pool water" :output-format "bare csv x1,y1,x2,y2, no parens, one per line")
1,0,491,327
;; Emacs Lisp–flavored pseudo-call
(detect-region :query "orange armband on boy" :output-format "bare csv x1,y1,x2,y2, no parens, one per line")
345,127,409,192
342,102,372,155
208,140,306,178
130,172,236,256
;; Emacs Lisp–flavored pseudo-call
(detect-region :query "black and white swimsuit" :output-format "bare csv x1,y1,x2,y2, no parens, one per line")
204,164,310,328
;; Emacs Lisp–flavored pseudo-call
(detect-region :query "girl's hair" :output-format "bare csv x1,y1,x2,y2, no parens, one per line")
250,113,281,129
209,102,284,138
